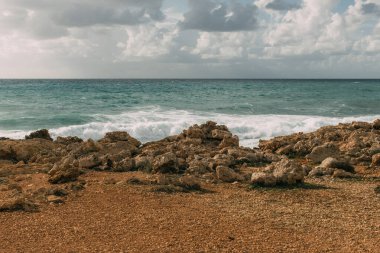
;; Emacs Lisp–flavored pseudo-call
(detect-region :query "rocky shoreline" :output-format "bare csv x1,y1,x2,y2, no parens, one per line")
1,120,380,212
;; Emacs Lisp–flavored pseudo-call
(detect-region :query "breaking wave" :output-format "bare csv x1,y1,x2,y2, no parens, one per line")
1,107,379,147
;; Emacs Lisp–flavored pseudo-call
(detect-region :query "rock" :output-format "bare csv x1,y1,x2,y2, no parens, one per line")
216,166,243,182
306,143,340,163
332,169,357,178
0,197,38,212
55,136,83,145
134,156,152,172
272,159,305,185
78,154,101,169
371,153,380,167
152,152,179,173
100,131,141,147
113,158,135,172
25,129,53,141
47,195,64,204
320,157,355,173
251,172,276,186
308,167,335,177
211,129,232,140
375,185,380,194
251,159,304,186
219,135,239,149
372,119,380,130
176,175,201,190
48,156,80,184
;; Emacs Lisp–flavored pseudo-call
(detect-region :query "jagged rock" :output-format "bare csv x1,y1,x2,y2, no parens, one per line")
272,159,305,185
152,152,179,173
25,129,53,141
320,157,355,173
371,153,380,167
100,131,141,147
216,166,243,182
134,156,152,173
372,119,380,130
219,135,239,149
306,143,340,163
251,159,304,186
48,156,80,184
211,129,232,140
55,136,83,145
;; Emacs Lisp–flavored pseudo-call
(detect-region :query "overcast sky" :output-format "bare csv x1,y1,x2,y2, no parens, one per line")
0,0,379,78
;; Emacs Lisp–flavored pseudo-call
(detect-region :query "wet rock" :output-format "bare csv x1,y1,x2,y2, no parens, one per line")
152,152,179,173
320,157,355,173
306,143,340,163
25,129,53,141
216,166,243,182
371,153,380,167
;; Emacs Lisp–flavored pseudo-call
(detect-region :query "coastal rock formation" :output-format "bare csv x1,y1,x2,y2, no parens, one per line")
25,129,53,141
251,159,304,186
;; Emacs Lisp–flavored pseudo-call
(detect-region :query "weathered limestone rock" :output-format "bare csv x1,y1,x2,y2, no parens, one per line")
48,156,80,184
216,166,243,182
306,143,340,163
55,136,83,145
100,131,141,147
372,119,380,130
251,172,276,186
332,169,357,178
152,152,179,173
78,154,101,169
320,157,355,173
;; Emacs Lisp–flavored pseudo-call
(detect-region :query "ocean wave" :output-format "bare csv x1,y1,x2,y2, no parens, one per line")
1,107,379,147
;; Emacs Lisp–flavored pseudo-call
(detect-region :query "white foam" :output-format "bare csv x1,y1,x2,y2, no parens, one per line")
1,107,379,147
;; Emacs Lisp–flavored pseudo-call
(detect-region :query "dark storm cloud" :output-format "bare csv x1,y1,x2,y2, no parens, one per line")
1,0,165,38
361,3,380,15
265,0,301,11
53,0,165,27
179,0,258,32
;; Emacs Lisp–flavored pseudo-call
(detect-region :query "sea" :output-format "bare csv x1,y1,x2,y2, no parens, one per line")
0,79,379,147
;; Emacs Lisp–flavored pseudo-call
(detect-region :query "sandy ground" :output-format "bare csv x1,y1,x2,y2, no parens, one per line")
0,171,379,253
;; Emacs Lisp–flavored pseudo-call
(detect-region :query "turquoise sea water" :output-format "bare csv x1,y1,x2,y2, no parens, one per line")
0,79,379,146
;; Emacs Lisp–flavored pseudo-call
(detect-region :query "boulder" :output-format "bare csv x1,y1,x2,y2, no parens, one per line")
251,172,276,186
152,152,179,173
308,167,335,177
306,143,340,163
215,166,243,182
134,156,153,173
320,157,355,173
25,129,53,141
113,158,135,172
272,159,305,185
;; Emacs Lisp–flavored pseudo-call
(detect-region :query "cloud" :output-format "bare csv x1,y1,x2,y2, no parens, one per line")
361,2,380,15
179,0,258,32
265,0,301,11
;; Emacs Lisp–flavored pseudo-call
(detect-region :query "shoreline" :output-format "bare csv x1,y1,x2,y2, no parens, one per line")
1,119,380,252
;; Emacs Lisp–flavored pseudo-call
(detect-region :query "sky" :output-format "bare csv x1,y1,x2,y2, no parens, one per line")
0,0,379,79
